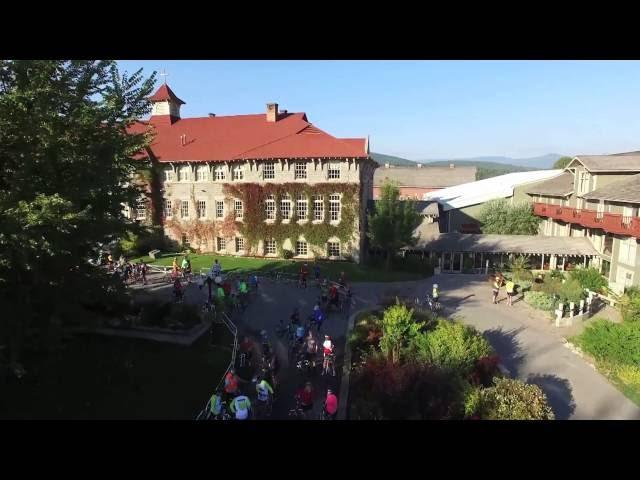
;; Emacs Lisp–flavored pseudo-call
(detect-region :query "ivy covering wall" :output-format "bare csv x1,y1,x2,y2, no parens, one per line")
224,182,359,255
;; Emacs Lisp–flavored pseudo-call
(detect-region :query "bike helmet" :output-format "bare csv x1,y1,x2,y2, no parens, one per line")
433,284,438,289
325,335,330,339
327,388,333,394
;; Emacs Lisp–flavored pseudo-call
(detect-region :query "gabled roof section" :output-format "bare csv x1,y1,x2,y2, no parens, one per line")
569,153,640,172
149,84,185,105
526,171,574,197
582,173,640,204
127,112,367,162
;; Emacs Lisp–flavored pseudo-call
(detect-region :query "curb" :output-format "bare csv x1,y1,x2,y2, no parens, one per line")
338,307,372,420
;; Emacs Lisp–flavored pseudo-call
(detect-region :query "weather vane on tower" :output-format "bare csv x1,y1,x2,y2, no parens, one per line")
160,69,169,84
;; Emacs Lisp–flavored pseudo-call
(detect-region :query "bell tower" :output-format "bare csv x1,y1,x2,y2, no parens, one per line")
149,83,185,125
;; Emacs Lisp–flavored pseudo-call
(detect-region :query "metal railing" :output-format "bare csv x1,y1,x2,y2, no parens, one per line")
195,311,238,420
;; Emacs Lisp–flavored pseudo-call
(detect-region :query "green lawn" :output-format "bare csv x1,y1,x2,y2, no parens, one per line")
0,331,232,419
134,253,424,283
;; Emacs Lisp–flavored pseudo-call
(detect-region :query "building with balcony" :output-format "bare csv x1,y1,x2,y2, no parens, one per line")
126,84,377,262
528,152,640,292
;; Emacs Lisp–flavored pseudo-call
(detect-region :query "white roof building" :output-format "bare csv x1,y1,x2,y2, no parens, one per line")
423,170,563,211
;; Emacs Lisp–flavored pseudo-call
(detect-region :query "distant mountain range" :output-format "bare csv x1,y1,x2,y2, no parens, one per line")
370,152,565,180
371,152,564,169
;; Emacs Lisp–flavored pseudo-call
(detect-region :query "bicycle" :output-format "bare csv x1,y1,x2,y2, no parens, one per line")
288,401,307,420
255,396,273,419
322,353,336,377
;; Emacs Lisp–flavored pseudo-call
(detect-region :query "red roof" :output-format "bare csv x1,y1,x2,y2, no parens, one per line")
149,84,185,105
128,90,367,162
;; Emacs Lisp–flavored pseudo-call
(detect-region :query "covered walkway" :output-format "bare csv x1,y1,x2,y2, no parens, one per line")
403,233,600,273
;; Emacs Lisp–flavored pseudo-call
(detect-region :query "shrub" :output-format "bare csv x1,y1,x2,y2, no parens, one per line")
614,364,640,389
547,269,565,281
574,319,640,366
478,378,555,420
569,267,608,293
379,303,422,364
140,301,173,327
165,303,201,329
463,385,483,418
411,320,493,375
558,278,586,305
518,280,533,292
524,291,555,311
282,249,294,260
619,287,640,323
350,356,467,420
348,312,383,358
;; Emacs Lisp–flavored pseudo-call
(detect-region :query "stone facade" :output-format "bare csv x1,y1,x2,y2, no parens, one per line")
131,157,375,263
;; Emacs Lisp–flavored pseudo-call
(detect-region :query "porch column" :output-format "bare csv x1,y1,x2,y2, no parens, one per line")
480,252,484,271
450,252,454,272
560,256,565,271
551,254,557,270
541,254,545,270
460,253,463,272
583,256,587,268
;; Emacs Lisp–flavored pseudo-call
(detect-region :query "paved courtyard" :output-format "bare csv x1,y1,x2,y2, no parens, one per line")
142,270,640,420
353,273,640,420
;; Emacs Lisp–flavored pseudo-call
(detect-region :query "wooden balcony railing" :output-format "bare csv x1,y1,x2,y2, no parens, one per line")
533,202,640,238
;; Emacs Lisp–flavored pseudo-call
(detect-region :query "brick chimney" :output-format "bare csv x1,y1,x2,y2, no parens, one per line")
266,103,279,122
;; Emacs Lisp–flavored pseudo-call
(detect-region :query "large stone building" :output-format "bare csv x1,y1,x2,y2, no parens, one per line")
529,152,640,293
127,84,376,262
373,163,477,200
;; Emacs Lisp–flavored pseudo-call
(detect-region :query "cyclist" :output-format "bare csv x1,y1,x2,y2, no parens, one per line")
312,304,325,333
295,381,314,414
323,389,338,420
212,259,222,277
320,280,329,306
338,271,346,288
223,368,240,398
173,277,184,302
328,283,339,310
208,390,224,420
260,330,272,359
313,264,321,282
322,335,334,356
201,269,215,303
249,274,258,291
305,330,318,362
229,393,251,420
492,275,502,304
172,257,180,274
216,284,225,300
432,283,439,302
256,376,274,399
140,260,148,285
290,307,300,325
505,278,515,306
239,278,249,295
299,263,309,288
239,336,255,365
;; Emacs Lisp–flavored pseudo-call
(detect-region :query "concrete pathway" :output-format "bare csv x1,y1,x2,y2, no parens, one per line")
351,273,640,420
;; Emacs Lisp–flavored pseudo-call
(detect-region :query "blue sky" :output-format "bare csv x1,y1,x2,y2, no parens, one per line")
117,60,640,160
